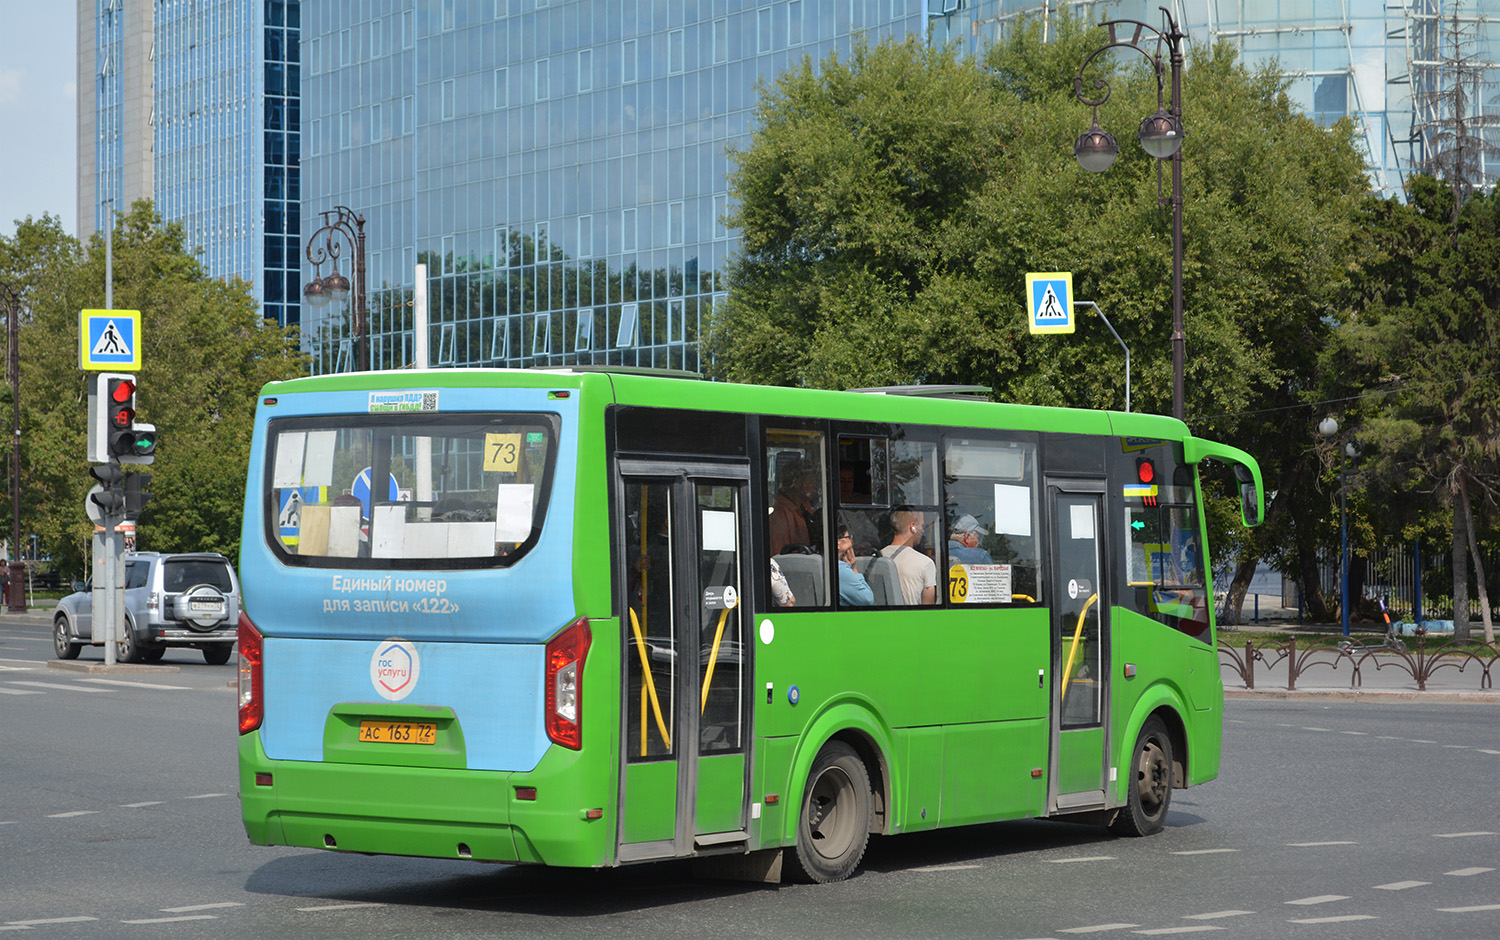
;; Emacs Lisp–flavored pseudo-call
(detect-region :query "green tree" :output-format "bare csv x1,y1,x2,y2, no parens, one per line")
1,202,306,577
1326,177,1500,642
709,17,1371,618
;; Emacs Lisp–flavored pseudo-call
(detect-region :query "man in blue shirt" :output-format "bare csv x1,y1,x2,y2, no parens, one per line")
948,514,993,566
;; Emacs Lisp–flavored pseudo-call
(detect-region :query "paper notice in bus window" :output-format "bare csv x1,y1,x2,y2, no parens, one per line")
494,483,534,542
302,431,337,487
993,483,1032,537
963,564,1013,604
273,432,306,488
701,510,736,552
484,433,522,473
1070,503,1095,540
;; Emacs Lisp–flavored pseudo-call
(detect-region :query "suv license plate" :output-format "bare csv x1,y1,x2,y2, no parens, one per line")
358,720,437,745
190,599,223,610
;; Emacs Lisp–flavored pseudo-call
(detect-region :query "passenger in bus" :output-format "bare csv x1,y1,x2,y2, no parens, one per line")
880,509,937,605
947,514,993,565
769,557,796,607
835,527,874,606
768,458,821,555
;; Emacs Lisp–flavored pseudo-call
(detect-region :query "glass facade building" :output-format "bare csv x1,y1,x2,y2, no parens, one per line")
78,0,303,328
300,0,1498,375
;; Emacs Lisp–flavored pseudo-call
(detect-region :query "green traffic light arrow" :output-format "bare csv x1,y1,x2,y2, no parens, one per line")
1131,520,1146,531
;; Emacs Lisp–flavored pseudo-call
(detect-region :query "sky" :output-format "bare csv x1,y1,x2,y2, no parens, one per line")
0,2,77,239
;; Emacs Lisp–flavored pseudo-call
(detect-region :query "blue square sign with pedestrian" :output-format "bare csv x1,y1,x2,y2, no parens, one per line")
80,309,142,370
1025,273,1074,335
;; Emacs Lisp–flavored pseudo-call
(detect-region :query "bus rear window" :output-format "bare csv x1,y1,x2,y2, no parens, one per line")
265,413,558,568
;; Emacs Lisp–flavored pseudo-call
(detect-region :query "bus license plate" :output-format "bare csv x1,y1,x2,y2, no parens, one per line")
358,720,437,745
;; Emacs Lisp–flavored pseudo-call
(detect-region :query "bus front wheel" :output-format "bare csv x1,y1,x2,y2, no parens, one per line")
790,740,872,883
1111,716,1173,837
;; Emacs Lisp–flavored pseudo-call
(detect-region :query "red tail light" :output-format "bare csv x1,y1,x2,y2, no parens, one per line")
544,618,590,750
237,614,264,735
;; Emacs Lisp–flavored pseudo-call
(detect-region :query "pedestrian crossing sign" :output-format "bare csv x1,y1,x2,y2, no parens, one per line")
80,309,141,371
1026,272,1074,335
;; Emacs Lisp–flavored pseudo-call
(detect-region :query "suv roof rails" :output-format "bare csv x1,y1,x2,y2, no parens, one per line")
848,384,992,401
531,365,703,380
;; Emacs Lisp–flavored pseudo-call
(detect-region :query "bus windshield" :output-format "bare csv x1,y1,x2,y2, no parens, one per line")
265,413,559,568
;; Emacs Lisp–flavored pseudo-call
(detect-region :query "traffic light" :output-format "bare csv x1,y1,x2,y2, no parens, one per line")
89,463,124,513
104,375,137,458
88,373,157,464
123,473,153,518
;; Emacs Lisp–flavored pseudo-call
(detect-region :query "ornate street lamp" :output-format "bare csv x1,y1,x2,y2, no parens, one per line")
1318,416,1356,636
1072,6,1187,421
303,206,368,372
0,280,24,612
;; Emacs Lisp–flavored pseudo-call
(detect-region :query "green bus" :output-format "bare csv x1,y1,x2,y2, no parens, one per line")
237,368,1262,883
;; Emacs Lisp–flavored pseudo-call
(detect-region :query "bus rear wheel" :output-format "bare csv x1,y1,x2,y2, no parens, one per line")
790,740,872,883
1111,716,1173,837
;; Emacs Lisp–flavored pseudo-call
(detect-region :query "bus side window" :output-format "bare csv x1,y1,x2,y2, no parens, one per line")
942,436,1041,606
1117,445,1211,640
765,428,828,607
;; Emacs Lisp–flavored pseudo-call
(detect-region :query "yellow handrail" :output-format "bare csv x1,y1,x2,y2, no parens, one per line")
628,607,672,753
701,607,730,714
1060,593,1099,703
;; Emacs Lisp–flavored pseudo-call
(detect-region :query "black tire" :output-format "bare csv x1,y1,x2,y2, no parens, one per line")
1111,716,1173,837
202,645,233,666
115,619,141,664
140,647,165,663
788,740,873,883
53,616,81,660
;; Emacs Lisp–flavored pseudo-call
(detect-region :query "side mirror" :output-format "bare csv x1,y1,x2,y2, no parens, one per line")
1233,465,1264,527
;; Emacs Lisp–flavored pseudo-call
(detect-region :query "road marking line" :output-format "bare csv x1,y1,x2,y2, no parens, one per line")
121,801,165,808
46,811,100,818
159,903,244,913
912,863,982,871
1407,739,1438,744
1171,849,1238,856
1446,867,1494,876
1434,831,1496,838
1375,735,1402,740
1339,731,1367,736
1287,841,1357,847
1049,856,1116,863
1133,928,1223,935
1059,924,1139,933
0,687,41,695
1437,904,1500,912
7,681,111,693
1182,912,1254,920
1286,895,1350,905
1374,881,1429,890
121,915,218,924
1477,749,1500,755
295,903,386,912
1442,745,1469,749
1287,915,1377,924
79,677,191,691
1301,727,1332,732
0,656,43,663
5,917,99,926
184,793,229,799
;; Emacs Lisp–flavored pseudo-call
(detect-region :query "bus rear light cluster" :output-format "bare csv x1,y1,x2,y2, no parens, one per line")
238,614,264,735
544,618,591,750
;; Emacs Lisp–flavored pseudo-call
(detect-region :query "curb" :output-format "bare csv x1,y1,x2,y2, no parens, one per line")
1226,688,1500,704
47,659,182,675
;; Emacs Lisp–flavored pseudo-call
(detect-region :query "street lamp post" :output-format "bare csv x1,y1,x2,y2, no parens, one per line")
1318,416,1355,636
303,206,368,373
1071,6,1187,421
0,281,24,612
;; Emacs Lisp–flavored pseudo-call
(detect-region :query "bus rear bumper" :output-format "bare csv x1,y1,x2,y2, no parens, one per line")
238,733,611,868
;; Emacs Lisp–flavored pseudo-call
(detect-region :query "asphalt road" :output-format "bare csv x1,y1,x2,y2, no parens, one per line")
3,614,1499,939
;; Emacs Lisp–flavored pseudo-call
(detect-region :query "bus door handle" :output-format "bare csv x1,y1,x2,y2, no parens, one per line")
1038,669,1044,690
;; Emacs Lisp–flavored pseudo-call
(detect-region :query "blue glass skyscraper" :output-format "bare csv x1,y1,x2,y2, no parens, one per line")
78,0,303,328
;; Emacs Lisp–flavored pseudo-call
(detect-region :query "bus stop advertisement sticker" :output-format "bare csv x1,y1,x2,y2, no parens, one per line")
371,639,421,701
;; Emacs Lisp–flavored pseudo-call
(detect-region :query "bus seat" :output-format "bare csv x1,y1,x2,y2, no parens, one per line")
773,553,826,607
855,555,902,606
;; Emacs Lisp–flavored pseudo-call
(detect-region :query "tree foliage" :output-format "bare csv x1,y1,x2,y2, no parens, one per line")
0,202,305,577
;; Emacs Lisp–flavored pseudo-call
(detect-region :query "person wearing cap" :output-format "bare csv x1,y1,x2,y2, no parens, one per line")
948,514,992,566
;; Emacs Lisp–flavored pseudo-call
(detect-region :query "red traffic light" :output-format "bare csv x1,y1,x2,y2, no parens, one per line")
1136,457,1156,485
110,378,136,403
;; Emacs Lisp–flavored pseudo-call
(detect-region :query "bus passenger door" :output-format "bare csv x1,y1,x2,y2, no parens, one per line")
1047,481,1111,814
617,467,750,861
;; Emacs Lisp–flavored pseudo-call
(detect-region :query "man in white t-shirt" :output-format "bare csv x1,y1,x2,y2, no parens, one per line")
880,509,937,605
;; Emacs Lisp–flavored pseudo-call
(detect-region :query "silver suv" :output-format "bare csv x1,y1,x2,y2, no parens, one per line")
52,552,242,665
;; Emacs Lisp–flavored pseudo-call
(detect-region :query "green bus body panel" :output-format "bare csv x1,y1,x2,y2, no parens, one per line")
899,727,943,832
696,753,747,834
621,761,676,844
1057,730,1105,793
942,720,1046,827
